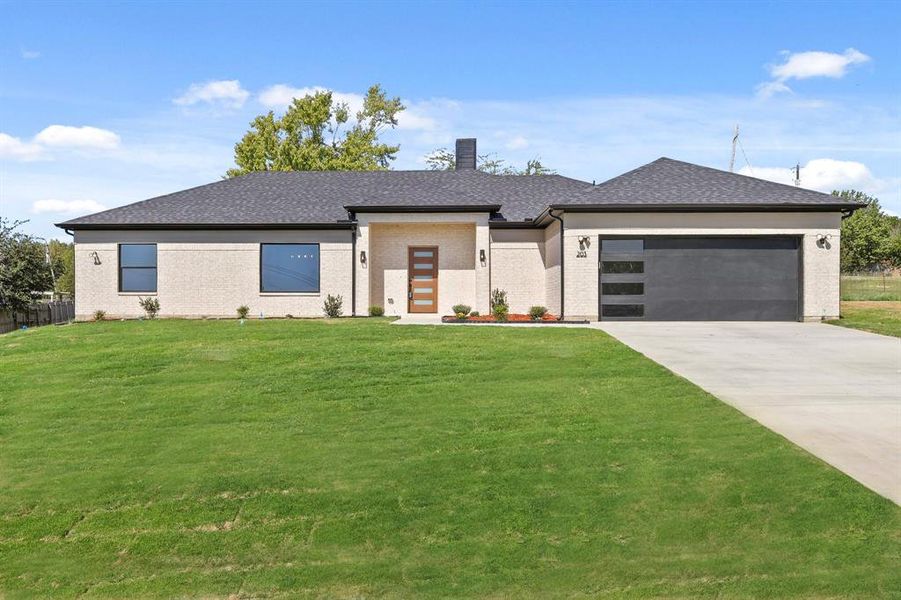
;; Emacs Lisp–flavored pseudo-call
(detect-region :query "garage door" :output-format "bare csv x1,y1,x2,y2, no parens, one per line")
599,236,801,321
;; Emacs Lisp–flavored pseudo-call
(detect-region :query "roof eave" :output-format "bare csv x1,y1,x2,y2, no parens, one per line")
55,222,355,231
545,202,865,213
344,204,502,213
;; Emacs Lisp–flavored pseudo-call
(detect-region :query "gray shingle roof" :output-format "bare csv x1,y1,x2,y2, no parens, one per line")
57,158,857,229
564,157,858,208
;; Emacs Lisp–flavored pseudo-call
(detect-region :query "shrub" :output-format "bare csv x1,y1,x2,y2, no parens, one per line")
493,304,509,322
93,310,106,322
138,297,160,319
528,305,548,321
490,288,508,310
236,305,249,319
452,304,471,318
470,311,480,317
369,305,384,317
323,294,343,318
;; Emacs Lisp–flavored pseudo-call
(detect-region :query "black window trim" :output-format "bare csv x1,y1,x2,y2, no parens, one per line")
118,243,158,293
259,242,321,294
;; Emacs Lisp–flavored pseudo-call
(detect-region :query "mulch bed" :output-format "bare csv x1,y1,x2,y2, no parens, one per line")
442,313,588,324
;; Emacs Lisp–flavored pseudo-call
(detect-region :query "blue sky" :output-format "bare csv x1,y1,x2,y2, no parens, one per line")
2,0,899,239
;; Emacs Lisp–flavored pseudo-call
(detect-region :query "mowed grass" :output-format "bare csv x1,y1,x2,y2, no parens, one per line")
828,301,901,338
841,274,901,301
0,320,898,598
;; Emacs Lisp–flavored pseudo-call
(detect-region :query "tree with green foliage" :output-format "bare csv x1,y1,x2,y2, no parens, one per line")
49,239,75,297
424,148,556,175
227,85,404,177
833,190,901,271
0,218,54,312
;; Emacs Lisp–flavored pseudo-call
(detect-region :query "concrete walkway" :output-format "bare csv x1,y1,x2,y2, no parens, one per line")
595,321,901,504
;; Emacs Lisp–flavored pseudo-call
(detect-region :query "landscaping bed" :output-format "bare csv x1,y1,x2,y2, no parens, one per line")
442,312,586,324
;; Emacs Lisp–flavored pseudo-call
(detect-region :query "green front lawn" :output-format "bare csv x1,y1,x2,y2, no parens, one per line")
828,301,901,338
1,320,897,598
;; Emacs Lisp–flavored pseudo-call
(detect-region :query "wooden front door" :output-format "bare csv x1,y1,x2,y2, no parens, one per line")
408,246,438,313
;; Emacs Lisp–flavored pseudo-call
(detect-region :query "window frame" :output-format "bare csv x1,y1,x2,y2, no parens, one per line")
118,243,158,294
259,242,321,294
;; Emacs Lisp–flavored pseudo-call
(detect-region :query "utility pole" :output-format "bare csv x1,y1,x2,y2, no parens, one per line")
793,163,801,186
729,124,739,172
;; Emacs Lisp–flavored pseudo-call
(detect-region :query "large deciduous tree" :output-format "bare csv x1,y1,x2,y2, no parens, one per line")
833,190,901,271
227,85,404,177
0,219,54,312
425,148,556,175
49,239,75,297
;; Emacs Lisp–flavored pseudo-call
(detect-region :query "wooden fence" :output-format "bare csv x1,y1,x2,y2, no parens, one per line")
0,301,75,334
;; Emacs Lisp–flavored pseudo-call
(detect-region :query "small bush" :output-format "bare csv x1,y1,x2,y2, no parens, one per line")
490,288,508,310
452,304,472,318
369,305,384,317
236,305,249,319
528,305,548,321
93,310,106,322
323,294,343,318
138,297,160,319
493,304,509,322
470,311,480,317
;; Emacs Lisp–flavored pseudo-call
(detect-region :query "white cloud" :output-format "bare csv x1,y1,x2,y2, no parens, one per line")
21,49,40,60
771,48,870,81
755,80,792,99
505,135,529,150
34,125,120,150
0,133,44,160
31,199,107,215
258,84,364,114
757,48,871,98
739,158,876,193
174,80,249,109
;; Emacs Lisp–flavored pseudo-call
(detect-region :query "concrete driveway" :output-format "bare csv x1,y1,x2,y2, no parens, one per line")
595,321,901,504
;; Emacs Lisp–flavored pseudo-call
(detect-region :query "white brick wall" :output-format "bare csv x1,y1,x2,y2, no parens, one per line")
489,229,547,314
356,213,490,317
72,211,842,322
368,223,476,317
73,229,352,319
544,220,562,315
562,212,842,320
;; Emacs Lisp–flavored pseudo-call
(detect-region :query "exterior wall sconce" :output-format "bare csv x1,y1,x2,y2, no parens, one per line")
360,250,367,264
479,249,486,265
90,251,102,265
578,236,591,251
816,234,832,249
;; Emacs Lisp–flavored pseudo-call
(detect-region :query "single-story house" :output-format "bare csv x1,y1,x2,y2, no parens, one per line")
57,138,861,321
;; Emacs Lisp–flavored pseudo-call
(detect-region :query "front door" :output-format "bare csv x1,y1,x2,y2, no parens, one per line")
408,246,438,313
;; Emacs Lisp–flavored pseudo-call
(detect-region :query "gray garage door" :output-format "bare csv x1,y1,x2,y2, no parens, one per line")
599,236,801,321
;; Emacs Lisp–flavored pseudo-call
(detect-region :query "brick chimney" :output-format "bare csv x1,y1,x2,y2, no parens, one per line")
455,138,477,171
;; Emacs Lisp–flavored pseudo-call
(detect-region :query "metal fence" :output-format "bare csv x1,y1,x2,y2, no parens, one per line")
840,272,901,302
0,300,75,334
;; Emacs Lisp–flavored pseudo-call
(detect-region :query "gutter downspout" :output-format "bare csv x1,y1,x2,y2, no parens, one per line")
350,223,357,317
548,209,564,320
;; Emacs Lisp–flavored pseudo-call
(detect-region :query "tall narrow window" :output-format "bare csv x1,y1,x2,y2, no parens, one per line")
119,244,157,292
260,243,320,293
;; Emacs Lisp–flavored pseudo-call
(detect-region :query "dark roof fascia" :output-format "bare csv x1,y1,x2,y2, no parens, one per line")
488,220,541,229
55,222,354,231
344,204,502,213
546,203,866,213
